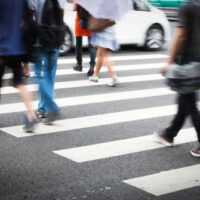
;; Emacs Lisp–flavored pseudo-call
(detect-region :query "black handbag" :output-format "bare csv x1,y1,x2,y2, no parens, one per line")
165,62,200,94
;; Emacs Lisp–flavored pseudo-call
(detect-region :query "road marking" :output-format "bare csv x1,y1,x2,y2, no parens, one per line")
0,87,174,114
53,128,196,162
57,54,169,64
1,73,164,94
3,62,165,80
0,104,177,137
123,164,200,196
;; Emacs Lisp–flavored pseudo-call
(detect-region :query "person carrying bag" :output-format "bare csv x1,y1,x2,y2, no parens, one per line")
154,0,200,157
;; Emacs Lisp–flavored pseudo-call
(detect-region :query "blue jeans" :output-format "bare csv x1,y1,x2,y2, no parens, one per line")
32,47,60,114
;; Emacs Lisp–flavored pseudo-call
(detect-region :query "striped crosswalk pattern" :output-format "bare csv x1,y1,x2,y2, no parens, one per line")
1,53,199,197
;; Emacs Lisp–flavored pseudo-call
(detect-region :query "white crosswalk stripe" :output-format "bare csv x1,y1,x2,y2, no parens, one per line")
0,53,199,197
123,164,200,196
0,87,174,114
53,128,196,163
1,73,164,94
3,62,166,80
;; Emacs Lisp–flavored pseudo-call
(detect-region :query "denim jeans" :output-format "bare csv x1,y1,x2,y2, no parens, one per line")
166,92,200,142
75,36,96,68
32,47,60,114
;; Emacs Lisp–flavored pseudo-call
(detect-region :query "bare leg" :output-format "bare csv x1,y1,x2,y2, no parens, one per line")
23,62,30,77
103,49,117,78
92,47,105,77
16,84,36,120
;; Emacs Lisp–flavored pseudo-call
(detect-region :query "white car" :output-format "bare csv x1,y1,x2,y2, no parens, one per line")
60,0,171,55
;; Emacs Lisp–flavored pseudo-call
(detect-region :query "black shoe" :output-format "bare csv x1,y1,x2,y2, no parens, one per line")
87,69,94,76
73,64,82,72
43,111,61,125
36,110,48,118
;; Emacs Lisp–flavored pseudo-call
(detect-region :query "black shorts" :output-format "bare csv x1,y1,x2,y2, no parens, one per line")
0,55,24,87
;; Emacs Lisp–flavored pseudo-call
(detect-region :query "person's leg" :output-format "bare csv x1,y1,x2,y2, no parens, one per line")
182,92,200,157
187,93,200,142
23,62,30,77
103,49,116,78
103,49,119,87
32,48,46,114
73,36,83,71
37,48,60,114
87,36,96,76
92,47,104,76
165,94,189,139
10,55,37,131
154,93,188,146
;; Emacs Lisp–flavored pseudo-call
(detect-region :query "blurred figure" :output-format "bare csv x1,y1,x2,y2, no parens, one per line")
72,1,96,76
0,0,38,132
89,26,119,87
27,0,66,124
154,0,200,157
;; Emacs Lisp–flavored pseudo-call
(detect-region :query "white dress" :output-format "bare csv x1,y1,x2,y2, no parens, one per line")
90,26,119,51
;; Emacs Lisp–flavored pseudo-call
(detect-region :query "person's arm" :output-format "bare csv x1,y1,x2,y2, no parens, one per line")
161,5,189,75
161,27,188,75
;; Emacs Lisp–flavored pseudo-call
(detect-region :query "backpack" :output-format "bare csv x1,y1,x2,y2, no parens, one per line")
38,0,67,48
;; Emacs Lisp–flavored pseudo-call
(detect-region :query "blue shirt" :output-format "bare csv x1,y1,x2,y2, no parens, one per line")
0,0,27,56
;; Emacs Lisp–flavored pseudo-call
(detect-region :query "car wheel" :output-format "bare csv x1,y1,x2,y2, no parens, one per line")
59,28,73,56
144,25,164,50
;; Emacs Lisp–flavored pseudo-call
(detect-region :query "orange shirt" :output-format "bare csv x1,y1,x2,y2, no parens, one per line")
75,6,92,37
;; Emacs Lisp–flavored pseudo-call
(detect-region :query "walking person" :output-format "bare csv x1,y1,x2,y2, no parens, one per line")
71,1,96,76
89,26,119,87
27,0,66,124
0,0,38,132
154,0,200,157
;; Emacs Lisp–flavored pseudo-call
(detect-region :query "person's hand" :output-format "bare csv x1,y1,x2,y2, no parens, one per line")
160,65,170,76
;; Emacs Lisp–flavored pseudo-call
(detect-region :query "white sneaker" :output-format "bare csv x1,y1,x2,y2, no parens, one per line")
89,76,99,82
108,77,119,87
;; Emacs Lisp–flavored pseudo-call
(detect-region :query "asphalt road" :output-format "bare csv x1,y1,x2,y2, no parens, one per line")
1,22,200,200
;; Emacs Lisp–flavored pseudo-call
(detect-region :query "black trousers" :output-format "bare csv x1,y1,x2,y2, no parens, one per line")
0,55,24,87
75,36,96,68
166,92,200,142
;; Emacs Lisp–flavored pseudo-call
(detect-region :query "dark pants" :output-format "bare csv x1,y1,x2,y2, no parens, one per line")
166,92,200,142
0,55,24,87
75,36,96,68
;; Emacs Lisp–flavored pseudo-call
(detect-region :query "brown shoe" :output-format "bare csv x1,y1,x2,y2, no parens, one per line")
190,145,200,158
153,131,174,147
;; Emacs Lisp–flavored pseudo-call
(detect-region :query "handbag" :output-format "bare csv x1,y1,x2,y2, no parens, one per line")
165,62,200,94
87,16,116,32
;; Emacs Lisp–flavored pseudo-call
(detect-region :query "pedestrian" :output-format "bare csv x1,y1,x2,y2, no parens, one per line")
0,0,38,132
89,26,120,87
71,1,96,76
27,0,66,124
154,0,200,157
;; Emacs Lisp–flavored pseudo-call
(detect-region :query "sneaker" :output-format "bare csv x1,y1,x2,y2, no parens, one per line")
153,131,174,147
190,145,200,157
87,69,94,76
73,64,82,72
107,77,119,87
36,110,48,119
89,76,98,82
43,111,61,125
23,115,39,133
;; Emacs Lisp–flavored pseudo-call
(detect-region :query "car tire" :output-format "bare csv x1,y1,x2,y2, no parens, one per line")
144,24,164,50
59,27,73,56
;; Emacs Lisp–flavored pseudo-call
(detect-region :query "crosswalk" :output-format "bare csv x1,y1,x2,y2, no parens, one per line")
1,53,200,198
